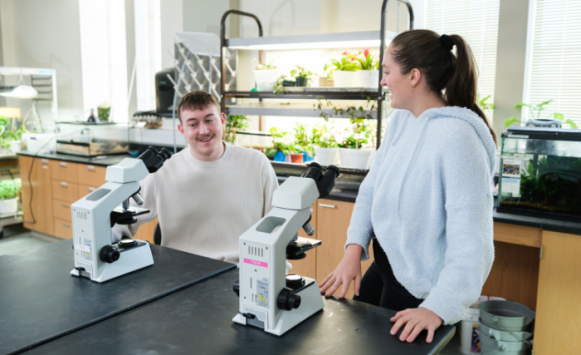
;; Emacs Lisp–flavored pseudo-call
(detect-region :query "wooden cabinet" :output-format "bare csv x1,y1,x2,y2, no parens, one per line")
77,164,107,186
21,156,54,236
533,231,581,354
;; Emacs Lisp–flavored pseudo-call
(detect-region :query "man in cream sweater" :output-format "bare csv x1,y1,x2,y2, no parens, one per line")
115,91,278,264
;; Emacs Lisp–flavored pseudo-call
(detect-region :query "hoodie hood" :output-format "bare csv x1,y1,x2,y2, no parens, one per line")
420,106,497,176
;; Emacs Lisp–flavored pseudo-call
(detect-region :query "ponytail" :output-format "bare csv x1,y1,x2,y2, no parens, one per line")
391,30,497,144
446,35,496,143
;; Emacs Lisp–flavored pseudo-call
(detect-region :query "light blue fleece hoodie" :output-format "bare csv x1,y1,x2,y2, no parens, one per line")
346,106,496,325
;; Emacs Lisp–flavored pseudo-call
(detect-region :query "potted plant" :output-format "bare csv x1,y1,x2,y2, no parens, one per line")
324,52,362,88
504,100,578,129
224,114,249,144
97,102,111,122
312,124,338,166
0,179,20,214
290,66,317,87
338,118,373,169
293,123,315,162
254,60,280,91
353,49,380,88
268,127,298,162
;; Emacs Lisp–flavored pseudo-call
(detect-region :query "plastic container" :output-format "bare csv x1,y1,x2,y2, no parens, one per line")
339,148,373,169
355,70,379,88
479,301,535,332
333,71,357,88
459,296,506,355
23,132,56,154
254,70,280,91
0,197,18,214
314,147,338,166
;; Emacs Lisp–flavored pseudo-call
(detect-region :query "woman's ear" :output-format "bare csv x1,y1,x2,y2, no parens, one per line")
410,68,422,88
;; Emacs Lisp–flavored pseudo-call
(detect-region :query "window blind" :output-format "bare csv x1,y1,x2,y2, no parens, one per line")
425,0,501,122
523,0,581,128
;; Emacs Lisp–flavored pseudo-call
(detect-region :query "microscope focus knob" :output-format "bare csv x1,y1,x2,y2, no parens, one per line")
100,245,120,263
277,288,301,311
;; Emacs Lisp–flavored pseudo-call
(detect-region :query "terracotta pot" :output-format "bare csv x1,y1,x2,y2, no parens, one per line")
290,153,304,163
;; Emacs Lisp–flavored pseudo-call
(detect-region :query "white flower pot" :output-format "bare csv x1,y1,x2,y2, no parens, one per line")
254,70,280,91
355,70,380,88
0,197,18,214
339,148,373,169
8,140,21,153
314,147,338,166
333,71,357,88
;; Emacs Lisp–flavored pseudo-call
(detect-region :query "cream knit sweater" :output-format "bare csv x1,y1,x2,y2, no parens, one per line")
114,143,278,264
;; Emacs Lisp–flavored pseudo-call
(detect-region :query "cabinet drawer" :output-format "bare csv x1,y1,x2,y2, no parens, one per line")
54,218,73,239
78,184,98,199
53,199,72,222
52,180,80,203
78,164,107,187
50,160,79,183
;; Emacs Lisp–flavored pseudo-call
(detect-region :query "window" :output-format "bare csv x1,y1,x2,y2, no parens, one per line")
522,0,581,127
425,0,501,121
79,0,128,122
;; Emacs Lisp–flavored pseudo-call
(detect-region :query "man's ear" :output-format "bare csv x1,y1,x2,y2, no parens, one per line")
177,121,185,136
220,112,227,125
410,68,422,88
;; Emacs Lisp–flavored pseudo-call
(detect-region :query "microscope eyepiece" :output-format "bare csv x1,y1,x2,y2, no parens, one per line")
301,162,323,182
138,146,173,173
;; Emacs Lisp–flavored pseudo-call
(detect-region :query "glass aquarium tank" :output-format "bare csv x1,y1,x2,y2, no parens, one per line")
55,121,129,157
497,127,581,221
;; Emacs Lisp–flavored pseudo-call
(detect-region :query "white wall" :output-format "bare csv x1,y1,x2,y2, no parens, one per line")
0,0,84,123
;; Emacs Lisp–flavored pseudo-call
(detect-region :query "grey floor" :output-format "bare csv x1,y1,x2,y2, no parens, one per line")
0,224,466,354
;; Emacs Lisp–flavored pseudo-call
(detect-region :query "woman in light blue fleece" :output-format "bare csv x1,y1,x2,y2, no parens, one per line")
319,30,497,344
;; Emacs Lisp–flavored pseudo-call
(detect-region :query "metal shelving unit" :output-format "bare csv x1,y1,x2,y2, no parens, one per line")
219,0,414,148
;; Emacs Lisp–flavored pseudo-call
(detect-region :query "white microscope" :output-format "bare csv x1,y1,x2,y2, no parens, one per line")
70,147,172,283
233,162,340,336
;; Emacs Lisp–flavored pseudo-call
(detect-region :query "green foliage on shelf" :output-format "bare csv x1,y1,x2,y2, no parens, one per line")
224,114,249,144
0,179,20,201
311,124,338,148
505,99,577,129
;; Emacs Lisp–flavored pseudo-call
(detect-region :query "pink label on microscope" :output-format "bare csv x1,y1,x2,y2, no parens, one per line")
243,258,268,268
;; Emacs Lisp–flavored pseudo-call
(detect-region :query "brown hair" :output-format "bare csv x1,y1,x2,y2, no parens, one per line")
177,91,220,122
390,29,496,143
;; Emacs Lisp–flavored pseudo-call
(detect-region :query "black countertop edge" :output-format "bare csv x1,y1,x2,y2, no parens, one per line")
17,151,131,167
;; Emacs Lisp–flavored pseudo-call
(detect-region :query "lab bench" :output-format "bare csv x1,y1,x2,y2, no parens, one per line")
18,269,455,355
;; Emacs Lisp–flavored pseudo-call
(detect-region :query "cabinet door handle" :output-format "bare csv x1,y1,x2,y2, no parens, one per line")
87,165,95,172
60,182,68,188
88,187,96,192
61,203,70,208
59,162,67,167
319,203,336,209
62,223,71,228
41,159,49,165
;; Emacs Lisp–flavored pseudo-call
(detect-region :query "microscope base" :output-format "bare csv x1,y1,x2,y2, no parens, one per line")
70,241,154,283
233,277,324,336
266,279,324,336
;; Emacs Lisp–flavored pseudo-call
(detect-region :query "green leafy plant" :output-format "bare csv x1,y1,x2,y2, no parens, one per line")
290,66,317,86
268,127,300,156
476,94,496,111
255,59,277,70
224,114,249,144
353,49,379,70
0,179,20,200
324,52,362,75
311,124,338,148
313,96,377,122
338,118,373,149
293,123,314,157
273,75,287,94
505,100,577,129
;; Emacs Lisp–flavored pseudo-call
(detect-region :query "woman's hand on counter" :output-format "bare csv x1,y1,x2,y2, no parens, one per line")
390,307,442,343
319,244,363,298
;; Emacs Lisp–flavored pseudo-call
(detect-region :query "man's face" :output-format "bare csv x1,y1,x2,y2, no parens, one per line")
177,104,226,161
